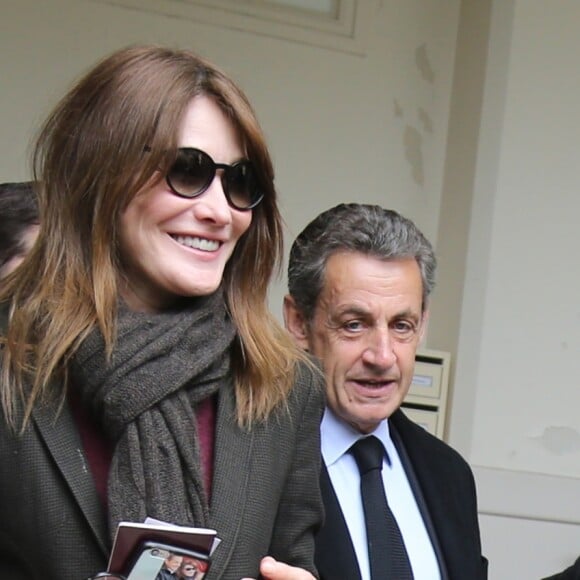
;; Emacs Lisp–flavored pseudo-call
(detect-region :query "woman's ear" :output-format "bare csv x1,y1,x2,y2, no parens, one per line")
283,295,311,351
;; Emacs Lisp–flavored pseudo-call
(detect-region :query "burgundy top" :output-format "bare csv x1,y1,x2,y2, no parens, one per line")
69,392,216,509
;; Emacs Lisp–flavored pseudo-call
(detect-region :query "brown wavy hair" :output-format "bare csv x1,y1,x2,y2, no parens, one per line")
0,45,307,430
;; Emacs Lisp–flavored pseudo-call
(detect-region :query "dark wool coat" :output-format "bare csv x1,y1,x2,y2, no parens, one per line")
0,309,324,580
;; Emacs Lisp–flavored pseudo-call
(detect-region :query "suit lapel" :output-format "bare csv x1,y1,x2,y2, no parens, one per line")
33,402,109,557
208,385,254,579
389,411,449,580
316,464,362,580
392,410,486,578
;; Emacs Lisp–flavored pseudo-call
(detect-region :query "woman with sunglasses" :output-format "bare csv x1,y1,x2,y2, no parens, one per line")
177,557,208,580
0,45,323,580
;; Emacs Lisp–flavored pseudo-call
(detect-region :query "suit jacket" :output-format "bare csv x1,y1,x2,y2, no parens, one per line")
0,359,324,580
156,567,179,580
315,409,488,580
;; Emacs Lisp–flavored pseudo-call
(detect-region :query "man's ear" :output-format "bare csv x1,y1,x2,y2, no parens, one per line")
283,294,311,351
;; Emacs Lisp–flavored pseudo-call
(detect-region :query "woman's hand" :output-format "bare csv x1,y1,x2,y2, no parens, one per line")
241,556,317,580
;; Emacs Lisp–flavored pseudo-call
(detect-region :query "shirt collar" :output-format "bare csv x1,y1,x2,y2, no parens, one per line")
321,406,392,467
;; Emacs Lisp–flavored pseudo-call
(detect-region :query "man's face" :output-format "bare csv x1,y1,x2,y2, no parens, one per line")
165,555,183,572
285,251,427,434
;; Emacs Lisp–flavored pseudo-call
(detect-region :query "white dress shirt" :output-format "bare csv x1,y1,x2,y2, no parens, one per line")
321,408,441,580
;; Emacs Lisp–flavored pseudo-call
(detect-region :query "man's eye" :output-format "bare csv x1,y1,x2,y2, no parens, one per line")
391,320,416,338
342,320,363,332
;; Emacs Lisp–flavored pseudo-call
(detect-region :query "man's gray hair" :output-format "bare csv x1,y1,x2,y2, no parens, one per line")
287,203,437,322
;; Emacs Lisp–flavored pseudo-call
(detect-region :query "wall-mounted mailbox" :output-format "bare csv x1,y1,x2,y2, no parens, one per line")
401,348,450,440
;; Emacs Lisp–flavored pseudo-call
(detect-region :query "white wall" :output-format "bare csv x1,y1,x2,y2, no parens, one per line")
467,0,580,479
454,0,580,576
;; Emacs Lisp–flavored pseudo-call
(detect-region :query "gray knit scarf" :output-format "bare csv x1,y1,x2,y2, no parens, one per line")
70,289,236,540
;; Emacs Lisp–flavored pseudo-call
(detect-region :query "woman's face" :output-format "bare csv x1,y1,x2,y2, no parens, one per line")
181,562,198,577
118,96,253,312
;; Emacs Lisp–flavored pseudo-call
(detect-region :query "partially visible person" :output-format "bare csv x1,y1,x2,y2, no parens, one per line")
178,556,209,579
0,45,323,580
284,203,487,579
156,553,183,580
0,181,39,279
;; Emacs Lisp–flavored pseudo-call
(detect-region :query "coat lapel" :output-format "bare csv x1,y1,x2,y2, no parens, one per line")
33,402,109,557
389,411,450,580
208,385,254,578
391,410,487,579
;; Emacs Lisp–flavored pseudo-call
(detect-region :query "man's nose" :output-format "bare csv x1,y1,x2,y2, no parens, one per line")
361,328,396,368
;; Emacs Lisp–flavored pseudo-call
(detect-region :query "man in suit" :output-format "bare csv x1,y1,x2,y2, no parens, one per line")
283,203,488,580
156,553,183,580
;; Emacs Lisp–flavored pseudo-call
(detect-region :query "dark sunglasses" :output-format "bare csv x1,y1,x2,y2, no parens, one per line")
166,147,264,211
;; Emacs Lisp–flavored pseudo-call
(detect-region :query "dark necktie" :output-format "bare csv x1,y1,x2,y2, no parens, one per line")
350,436,414,579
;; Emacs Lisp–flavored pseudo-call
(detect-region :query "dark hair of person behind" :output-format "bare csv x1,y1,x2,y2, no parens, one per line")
0,182,39,273
287,203,437,322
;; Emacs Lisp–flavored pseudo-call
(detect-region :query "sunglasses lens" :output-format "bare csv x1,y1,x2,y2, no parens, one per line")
167,149,213,197
225,161,261,210
166,148,263,209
